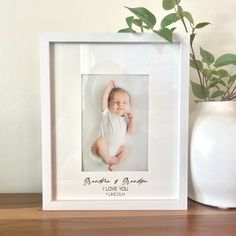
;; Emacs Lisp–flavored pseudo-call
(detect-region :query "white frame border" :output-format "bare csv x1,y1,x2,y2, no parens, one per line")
40,32,189,210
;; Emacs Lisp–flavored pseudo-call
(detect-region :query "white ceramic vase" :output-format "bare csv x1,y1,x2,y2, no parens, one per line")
189,101,236,208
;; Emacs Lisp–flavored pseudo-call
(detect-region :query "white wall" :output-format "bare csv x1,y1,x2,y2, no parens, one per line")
0,0,236,193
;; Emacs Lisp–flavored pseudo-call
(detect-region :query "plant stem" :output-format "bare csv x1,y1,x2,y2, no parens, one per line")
222,80,234,100
225,86,236,100
189,43,205,91
175,2,188,33
229,94,236,100
141,25,144,32
175,3,209,100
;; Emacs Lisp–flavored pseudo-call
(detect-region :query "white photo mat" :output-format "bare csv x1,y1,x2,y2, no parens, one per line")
40,33,189,210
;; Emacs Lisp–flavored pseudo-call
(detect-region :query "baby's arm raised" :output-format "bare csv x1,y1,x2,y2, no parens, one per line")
101,80,116,112
127,112,137,135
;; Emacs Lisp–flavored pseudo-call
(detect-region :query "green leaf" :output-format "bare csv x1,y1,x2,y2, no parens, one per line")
162,0,181,10
126,16,134,28
154,28,173,43
217,79,227,87
211,77,219,82
161,13,180,28
176,6,194,25
190,60,195,68
143,25,151,29
210,90,225,99
202,68,213,79
214,54,236,67
212,71,219,76
228,74,236,84
208,82,217,89
200,47,215,65
190,81,209,99
211,77,227,86
125,7,156,28
182,11,194,24
176,5,184,18
216,69,229,78
133,19,143,27
118,28,136,33
195,22,211,29
190,59,203,71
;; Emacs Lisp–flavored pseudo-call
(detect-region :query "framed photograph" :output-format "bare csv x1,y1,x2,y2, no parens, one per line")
40,32,189,210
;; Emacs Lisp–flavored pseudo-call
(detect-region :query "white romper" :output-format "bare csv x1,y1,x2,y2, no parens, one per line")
100,109,128,156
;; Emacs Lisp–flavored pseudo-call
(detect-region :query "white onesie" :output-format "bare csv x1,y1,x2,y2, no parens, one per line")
100,109,128,156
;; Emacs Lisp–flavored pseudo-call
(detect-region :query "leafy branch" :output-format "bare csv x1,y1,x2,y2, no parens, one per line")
118,0,236,101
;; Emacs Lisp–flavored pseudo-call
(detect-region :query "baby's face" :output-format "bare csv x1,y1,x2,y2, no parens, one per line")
108,92,130,116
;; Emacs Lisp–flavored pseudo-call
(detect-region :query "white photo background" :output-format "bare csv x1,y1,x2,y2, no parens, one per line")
82,74,149,171
51,42,181,200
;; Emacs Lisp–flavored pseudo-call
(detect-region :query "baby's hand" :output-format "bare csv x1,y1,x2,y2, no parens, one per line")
126,112,134,121
108,80,117,89
126,112,136,134
112,80,117,88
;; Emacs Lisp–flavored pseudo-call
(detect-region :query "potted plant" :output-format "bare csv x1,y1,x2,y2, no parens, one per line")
119,0,236,208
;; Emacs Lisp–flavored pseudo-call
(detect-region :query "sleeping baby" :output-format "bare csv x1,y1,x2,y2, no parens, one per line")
91,80,136,171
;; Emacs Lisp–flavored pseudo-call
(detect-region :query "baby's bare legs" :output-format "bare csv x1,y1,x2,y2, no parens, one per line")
91,138,118,165
108,145,127,171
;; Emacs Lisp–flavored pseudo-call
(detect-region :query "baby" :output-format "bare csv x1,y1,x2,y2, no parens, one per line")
91,80,136,171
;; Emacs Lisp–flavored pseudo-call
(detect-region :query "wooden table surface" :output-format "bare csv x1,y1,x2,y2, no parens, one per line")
0,194,236,236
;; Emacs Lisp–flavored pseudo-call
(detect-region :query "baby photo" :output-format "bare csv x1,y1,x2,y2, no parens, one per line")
82,74,149,171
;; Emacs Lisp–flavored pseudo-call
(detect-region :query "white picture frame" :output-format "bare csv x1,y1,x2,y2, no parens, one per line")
40,32,189,210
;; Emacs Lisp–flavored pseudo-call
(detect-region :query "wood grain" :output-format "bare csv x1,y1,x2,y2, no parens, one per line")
0,194,236,236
